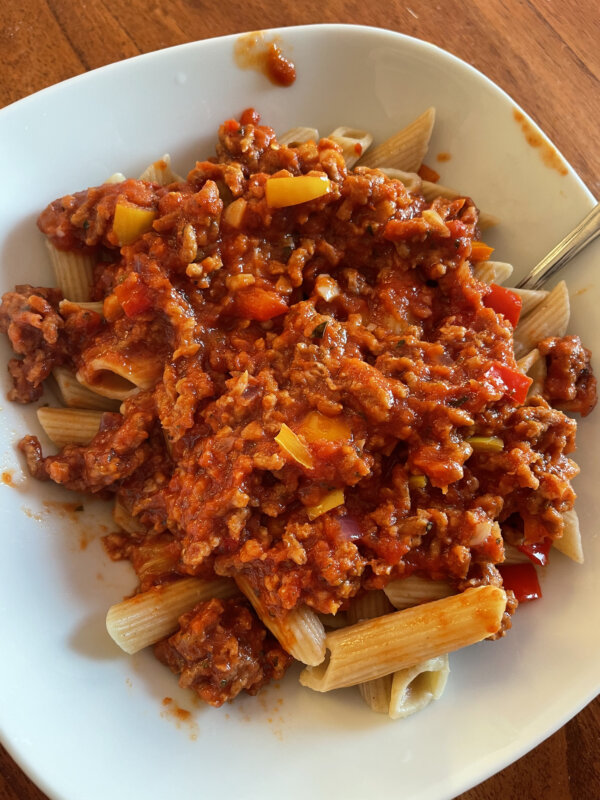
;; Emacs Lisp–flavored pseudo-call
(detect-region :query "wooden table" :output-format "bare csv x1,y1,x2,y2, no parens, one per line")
0,2,598,799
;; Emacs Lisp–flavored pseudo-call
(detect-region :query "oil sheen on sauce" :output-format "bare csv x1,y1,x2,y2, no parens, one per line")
234,32,296,87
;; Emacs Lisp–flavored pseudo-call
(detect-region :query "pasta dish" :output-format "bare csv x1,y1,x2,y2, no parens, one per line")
1,108,596,718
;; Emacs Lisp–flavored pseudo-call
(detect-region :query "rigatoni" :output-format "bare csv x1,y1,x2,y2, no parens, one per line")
106,577,239,655
299,586,506,692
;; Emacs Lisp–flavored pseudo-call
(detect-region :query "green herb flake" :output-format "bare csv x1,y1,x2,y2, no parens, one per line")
311,321,328,338
395,339,406,349
82,220,90,231
448,395,470,407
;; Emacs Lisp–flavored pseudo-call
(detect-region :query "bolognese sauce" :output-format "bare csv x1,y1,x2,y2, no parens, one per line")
1,109,595,704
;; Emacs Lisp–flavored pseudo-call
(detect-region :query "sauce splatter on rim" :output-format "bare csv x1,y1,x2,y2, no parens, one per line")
234,32,296,87
512,109,568,175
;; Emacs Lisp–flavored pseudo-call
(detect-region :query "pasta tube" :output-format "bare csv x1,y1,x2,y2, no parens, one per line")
235,575,326,666
106,577,238,655
299,586,506,692
357,107,435,172
388,654,450,719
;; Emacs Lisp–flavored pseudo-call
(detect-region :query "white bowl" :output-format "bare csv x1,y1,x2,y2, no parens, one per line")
0,24,598,800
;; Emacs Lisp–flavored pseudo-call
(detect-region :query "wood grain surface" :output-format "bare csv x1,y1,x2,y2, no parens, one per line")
0,1,598,799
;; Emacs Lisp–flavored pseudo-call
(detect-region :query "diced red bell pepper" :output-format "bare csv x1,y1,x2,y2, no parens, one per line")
498,563,542,602
483,283,523,327
485,362,533,405
516,537,552,567
232,287,289,321
114,276,153,317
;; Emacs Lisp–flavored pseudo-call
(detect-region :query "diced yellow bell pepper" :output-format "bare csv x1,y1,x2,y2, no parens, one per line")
275,423,313,469
113,203,157,246
466,435,504,453
265,175,331,208
408,474,427,489
299,411,351,443
306,489,345,521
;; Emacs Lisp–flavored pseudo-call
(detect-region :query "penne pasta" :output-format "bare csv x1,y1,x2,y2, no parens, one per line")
59,299,104,315
139,154,182,185
384,575,454,610
76,351,162,400
317,612,349,630
113,499,145,534
36,407,103,447
513,287,548,317
106,577,239,655
327,126,373,169
235,575,326,666
375,166,422,193
420,180,498,229
357,107,435,172
513,280,569,358
554,509,584,564
45,240,94,302
52,366,120,411
473,261,514,286
277,126,319,146
388,654,450,720
106,172,126,184
527,350,547,397
502,544,533,565
299,586,506,692
347,591,394,713
517,347,541,375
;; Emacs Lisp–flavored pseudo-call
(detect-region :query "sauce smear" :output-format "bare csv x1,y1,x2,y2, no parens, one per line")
234,32,296,87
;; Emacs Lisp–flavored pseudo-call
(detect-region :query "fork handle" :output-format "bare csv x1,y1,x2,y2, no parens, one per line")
516,203,600,290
